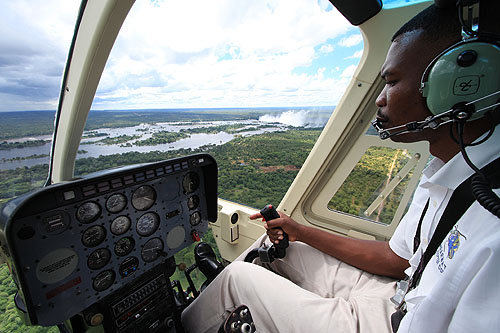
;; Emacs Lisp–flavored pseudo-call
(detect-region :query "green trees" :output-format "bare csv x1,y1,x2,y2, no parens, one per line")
0,140,47,150
0,165,48,205
209,129,320,208
0,265,58,333
328,146,413,224
134,131,189,146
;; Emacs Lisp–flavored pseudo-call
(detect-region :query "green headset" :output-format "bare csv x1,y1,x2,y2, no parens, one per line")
372,35,500,139
420,38,500,121
420,28,500,218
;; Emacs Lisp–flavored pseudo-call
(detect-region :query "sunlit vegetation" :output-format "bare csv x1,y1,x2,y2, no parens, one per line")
328,146,414,224
97,134,140,145
0,264,59,333
180,123,248,134
1,154,49,162
134,131,189,146
0,140,48,150
0,165,48,201
0,111,55,140
82,131,108,138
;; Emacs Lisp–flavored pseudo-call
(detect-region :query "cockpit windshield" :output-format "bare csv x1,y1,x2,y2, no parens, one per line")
0,1,365,331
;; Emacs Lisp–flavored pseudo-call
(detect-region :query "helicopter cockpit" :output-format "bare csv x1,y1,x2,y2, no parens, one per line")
0,154,217,332
2,0,498,332
0,0,434,331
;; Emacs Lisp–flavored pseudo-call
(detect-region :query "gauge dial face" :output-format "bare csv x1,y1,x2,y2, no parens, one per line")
187,195,200,210
119,257,139,277
106,193,127,214
141,238,164,262
76,201,101,224
87,248,111,270
110,215,131,235
131,185,156,211
182,172,200,194
93,269,115,292
190,211,202,226
82,225,106,248
114,237,135,256
136,212,160,237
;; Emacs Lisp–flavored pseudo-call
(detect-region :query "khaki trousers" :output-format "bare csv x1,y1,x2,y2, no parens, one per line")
181,234,397,333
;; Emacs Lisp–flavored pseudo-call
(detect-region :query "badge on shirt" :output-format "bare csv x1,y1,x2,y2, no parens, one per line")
435,226,467,273
447,226,467,259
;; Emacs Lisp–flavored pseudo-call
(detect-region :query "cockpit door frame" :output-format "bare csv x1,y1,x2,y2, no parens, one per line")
48,0,135,185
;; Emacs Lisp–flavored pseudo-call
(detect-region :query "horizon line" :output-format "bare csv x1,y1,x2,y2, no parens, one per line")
0,106,336,113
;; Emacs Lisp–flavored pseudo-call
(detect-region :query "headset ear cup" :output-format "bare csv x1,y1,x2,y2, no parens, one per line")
421,41,500,119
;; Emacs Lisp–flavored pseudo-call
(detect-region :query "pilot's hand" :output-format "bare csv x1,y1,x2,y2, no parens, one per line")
249,211,301,244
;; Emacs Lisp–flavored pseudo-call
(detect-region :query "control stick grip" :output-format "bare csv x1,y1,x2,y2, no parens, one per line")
260,205,289,258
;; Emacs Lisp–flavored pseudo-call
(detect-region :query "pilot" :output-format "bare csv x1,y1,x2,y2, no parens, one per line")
181,2,500,332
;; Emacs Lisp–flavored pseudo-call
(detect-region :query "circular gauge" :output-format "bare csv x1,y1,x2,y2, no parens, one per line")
190,211,202,226
136,212,160,237
187,195,200,210
110,216,131,235
93,270,115,292
115,237,135,256
82,225,106,248
182,172,200,194
119,257,139,277
87,248,111,270
141,238,164,262
131,185,156,211
76,201,101,224
106,193,127,214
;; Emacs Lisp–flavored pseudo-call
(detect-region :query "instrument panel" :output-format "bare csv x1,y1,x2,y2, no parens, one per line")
0,154,217,327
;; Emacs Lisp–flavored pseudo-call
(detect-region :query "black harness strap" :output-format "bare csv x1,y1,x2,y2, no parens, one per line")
413,199,429,254
392,155,500,332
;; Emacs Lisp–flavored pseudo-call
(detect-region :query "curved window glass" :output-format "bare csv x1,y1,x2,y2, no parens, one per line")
76,0,363,211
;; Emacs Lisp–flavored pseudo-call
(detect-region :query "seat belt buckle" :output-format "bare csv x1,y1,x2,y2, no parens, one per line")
390,279,409,309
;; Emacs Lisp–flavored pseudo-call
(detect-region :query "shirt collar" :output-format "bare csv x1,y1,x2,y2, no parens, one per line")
421,124,500,190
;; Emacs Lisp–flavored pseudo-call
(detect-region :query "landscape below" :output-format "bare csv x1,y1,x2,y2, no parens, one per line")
0,108,404,332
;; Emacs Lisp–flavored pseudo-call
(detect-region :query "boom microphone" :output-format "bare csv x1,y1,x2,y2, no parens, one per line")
372,90,500,140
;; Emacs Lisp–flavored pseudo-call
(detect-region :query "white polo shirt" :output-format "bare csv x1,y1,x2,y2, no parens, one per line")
389,126,500,332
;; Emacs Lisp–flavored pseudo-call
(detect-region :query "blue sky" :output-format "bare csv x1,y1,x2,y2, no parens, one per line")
0,0,426,111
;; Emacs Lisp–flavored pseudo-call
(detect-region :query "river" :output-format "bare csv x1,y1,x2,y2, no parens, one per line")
0,119,290,170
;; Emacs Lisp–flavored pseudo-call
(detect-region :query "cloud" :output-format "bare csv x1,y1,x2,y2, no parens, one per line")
0,0,79,111
94,0,357,109
345,49,364,59
1,0,363,111
341,64,357,78
319,44,335,54
338,34,363,47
